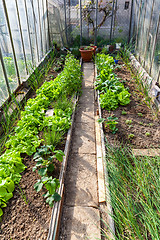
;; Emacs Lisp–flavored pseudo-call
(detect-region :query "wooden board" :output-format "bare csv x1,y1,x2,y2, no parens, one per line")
95,115,106,203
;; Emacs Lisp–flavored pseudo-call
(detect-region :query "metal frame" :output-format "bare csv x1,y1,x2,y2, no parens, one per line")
0,46,11,95
46,0,51,48
138,0,148,62
143,0,155,68
42,0,47,52
80,0,82,46
30,0,40,63
149,13,160,75
110,0,115,43
24,0,34,66
128,0,134,43
64,0,68,46
94,0,98,46
37,0,44,57
15,0,28,75
135,0,143,51
2,0,21,85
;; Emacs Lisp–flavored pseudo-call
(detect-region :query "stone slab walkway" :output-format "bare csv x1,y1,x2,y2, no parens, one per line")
59,62,101,239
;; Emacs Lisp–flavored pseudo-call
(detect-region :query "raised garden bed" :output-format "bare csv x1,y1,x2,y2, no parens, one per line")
0,54,81,239
95,53,160,239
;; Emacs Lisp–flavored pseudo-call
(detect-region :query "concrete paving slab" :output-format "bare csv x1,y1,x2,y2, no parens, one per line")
79,89,95,105
71,123,96,154
83,69,94,79
65,154,98,206
83,62,94,69
75,105,95,123
65,184,98,207
67,153,96,170
60,206,101,240
82,79,94,89
59,61,101,239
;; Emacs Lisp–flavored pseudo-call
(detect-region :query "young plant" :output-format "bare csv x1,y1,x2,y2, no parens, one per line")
137,112,143,117
33,145,64,176
17,183,28,205
34,176,61,207
128,133,134,139
105,116,118,134
121,110,127,115
145,132,151,137
125,119,132,125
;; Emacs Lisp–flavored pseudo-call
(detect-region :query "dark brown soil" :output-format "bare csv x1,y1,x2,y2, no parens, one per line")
0,65,63,239
102,62,160,149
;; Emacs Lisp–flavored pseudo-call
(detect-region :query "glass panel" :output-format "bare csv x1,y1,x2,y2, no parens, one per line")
5,0,27,81
144,0,160,73
0,1,18,93
0,62,9,106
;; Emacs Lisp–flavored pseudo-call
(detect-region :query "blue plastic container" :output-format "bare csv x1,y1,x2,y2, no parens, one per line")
114,59,119,64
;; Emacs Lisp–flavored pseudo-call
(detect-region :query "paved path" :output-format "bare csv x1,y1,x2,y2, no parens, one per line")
59,62,101,239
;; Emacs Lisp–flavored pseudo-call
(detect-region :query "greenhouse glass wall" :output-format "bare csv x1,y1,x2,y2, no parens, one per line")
0,0,160,107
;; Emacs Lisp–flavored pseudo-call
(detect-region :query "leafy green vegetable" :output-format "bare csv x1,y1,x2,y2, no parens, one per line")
95,54,131,111
100,91,118,110
118,89,131,105
0,53,81,215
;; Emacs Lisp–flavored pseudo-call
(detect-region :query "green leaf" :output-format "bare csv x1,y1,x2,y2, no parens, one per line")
34,181,43,192
53,192,61,202
43,191,50,198
46,195,55,207
32,166,37,172
0,208,3,216
97,118,105,124
47,164,54,172
38,168,47,176
55,150,65,162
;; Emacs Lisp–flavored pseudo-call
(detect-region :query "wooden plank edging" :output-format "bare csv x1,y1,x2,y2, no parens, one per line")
95,66,115,240
95,115,106,203
47,95,78,240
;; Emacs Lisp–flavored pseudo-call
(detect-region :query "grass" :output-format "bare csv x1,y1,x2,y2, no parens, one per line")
103,141,160,239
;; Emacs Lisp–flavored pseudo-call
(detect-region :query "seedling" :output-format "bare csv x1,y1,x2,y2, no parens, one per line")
138,112,143,117
145,132,151,137
17,183,28,205
97,118,105,124
125,119,132,125
121,110,127,115
128,133,134,139
139,122,144,125
148,123,153,127
105,116,118,134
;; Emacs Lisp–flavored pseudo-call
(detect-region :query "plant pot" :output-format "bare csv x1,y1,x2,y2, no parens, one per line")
90,45,97,55
79,47,94,62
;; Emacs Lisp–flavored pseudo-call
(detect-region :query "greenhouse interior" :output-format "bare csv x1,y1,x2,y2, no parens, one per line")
0,0,160,239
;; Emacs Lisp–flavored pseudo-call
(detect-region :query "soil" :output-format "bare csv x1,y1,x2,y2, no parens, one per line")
0,63,63,240
102,61,160,149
